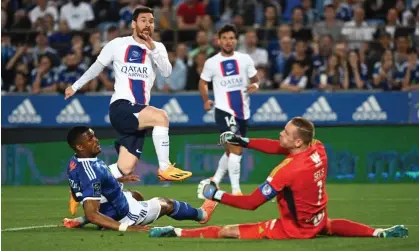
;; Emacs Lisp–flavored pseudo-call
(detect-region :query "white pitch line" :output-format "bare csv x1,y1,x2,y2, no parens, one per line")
2,224,61,232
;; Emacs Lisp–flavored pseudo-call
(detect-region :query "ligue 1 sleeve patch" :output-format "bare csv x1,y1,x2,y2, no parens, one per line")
258,181,278,200
92,182,101,196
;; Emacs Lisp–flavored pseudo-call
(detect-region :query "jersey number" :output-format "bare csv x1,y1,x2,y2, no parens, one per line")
316,180,323,205
224,116,236,127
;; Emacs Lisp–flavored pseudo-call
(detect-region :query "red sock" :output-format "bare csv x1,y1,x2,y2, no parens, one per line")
327,219,375,237
180,226,222,238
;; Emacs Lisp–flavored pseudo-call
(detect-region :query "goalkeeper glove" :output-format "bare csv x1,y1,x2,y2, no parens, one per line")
219,131,249,147
197,179,225,202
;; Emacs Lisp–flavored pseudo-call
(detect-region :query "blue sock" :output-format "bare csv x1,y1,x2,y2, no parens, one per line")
169,200,204,221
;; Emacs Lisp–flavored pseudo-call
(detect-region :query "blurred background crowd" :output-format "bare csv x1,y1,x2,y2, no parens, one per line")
1,0,419,94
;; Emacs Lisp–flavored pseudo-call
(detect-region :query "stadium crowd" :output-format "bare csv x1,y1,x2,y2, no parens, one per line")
1,0,419,94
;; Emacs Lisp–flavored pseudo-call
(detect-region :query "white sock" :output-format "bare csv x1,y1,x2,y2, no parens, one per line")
108,163,123,179
228,153,242,194
373,228,383,237
152,126,170,171
212,153,228,185
174,228,183,237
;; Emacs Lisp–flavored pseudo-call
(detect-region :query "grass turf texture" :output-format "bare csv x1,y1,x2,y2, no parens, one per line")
2,184,418,251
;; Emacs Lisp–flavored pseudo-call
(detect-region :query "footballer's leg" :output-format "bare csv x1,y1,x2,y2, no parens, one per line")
137,106,192,181
157,197,214,223
322,218,408,238
69,191,79,216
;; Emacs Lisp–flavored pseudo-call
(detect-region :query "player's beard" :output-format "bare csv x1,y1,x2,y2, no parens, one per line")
136,27,153,38
221,47,234,55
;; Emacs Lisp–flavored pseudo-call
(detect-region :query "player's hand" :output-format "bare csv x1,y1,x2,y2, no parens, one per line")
127,225,151,232
117,174,140,183
64,86,76,100
203,100,214,111
138,33,156,50
247,83,259,94
219,131,249,147
197,179,223,201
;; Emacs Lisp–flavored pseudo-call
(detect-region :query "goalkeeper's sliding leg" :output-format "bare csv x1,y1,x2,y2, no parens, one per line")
149,218,408,239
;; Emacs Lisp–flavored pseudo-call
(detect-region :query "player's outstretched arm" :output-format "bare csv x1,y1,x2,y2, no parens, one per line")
198,180,268,210
220,132,289,155
83,199,149,232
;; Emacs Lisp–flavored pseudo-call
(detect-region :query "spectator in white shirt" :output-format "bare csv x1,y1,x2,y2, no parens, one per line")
60,0,95,30
341,7,375,50
29,0,58,24
239,29,268,68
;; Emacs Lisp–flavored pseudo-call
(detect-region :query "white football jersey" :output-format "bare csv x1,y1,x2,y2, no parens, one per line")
200,52,257,120
97,36,171,104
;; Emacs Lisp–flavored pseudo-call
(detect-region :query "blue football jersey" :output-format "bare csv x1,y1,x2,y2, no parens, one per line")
67,156,129,220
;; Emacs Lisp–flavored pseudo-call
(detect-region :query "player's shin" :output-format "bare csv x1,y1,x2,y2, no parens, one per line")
152,126,170,171
228,153,242,194
212,153,229,185
179,226,223,238
168,200,205,222
326,219,375,237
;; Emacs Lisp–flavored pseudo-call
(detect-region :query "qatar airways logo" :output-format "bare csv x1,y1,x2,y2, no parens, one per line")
121,65,149,79
220,77,244,89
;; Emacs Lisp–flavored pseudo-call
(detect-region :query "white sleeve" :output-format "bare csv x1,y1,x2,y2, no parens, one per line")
283,76,290,85
246,55,258,78
85,4,95,21
200,59,212,82
97,39,116,66
71,61,105,91
151,42,172,77
298,76,308,89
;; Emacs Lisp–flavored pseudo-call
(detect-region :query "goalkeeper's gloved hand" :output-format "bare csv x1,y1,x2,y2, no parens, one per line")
197,179,225,202
219,131,249,147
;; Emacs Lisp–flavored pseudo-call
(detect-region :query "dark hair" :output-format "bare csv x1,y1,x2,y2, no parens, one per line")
217,24,237,39
132,6,153,21
291,117,314,144
67,126,90,150
407,47,417,55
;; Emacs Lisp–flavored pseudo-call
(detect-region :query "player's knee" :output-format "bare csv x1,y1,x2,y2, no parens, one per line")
157,197,173,215
157,109,169,126
219,225,240,238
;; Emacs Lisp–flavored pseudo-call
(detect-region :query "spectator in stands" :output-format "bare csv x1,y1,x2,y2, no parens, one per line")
188,30,215,66
156,51,187,92
385,8,400,38
9,71,30,93
399,48,419,91
57,51,92,93
313,5,344,42
283,39,312,83
273,35,293,85
31,54,57,93
239,29,268,68
257,5,279,47
372,49,396,91
43,13,56,35
32,31,60,67
154,0,177,30
60,0,95,31
119,0,142,33
394,35,410,69
91,0,120,29
335,0,360,22
365,29,391,78
185,51,206,91
314,54,347,90
341,7,375,50
83,30,102,65
70,33,87,65
200,15,214,40
290,7,312,41
280,61,308,92
312,34,335,72
301,0,319,24
29,0,58,25
176,0,206,29
175,43,188,65
105,25,120,43
49,20,72,57
257,65,274,89
347,50,369,89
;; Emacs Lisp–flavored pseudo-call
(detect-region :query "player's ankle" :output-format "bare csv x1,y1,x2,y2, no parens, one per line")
174,228,182,237
196,208,207,222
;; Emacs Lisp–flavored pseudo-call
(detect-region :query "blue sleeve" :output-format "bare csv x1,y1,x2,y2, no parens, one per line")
79,162,102,201
258,181,278,200
372,64,380,78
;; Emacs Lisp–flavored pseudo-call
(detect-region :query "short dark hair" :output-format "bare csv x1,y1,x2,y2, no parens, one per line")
67,126,90,150
218,24,237,39
132,6,153,21
407,47,417,55
291,117,314,144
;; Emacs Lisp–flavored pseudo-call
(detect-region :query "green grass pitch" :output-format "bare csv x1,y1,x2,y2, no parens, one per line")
2,184,418,251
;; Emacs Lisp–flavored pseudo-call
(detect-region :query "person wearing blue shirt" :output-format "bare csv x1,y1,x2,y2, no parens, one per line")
399,48,419,91
372,50,396,91
31,54,57,93
57,52,88,92
64,126,216,232
347,50,369,89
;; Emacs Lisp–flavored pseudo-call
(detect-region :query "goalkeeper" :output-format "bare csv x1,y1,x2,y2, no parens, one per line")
149,117,408,239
